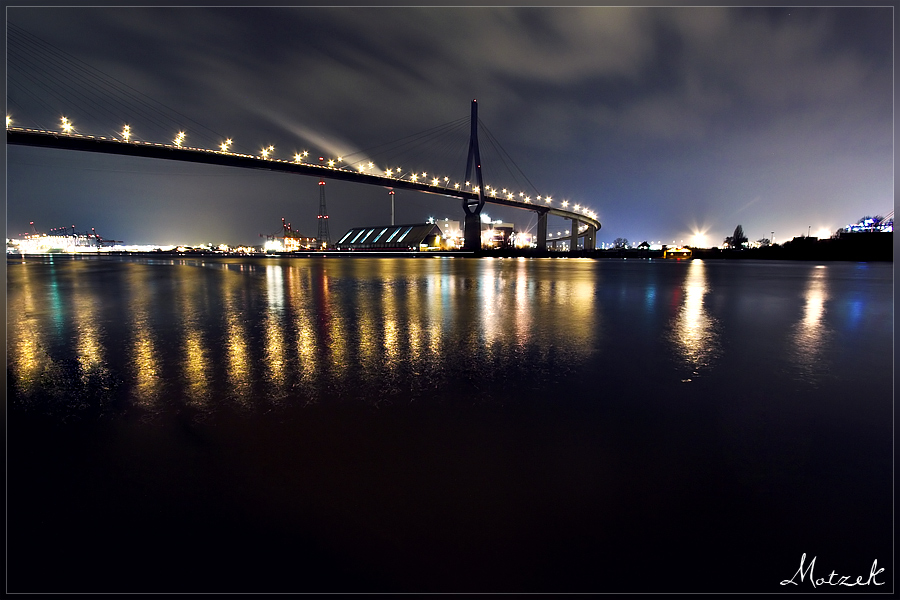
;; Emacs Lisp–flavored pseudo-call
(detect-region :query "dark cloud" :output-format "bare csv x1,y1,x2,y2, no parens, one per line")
6,5,893,246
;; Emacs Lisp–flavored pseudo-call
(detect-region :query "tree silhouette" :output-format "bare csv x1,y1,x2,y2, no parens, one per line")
613,237,629,248
725,225,748,248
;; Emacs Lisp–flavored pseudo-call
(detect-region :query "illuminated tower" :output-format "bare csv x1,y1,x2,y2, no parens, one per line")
317,179,330,248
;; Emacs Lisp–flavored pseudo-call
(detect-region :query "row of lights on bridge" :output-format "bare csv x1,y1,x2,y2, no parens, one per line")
7,114,598,221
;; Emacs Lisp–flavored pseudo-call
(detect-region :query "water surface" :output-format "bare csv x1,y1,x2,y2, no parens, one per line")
7,256,893,593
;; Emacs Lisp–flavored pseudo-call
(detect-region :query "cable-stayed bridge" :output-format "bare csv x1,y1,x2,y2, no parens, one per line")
6,24,600,251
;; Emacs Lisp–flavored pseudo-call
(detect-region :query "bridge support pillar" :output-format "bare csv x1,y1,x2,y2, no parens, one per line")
584,225,596,251
464,213,482,251
536,211,548,251
570,218,580,252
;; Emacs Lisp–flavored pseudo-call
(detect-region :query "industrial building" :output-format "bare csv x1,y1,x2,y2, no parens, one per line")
335,223,447,251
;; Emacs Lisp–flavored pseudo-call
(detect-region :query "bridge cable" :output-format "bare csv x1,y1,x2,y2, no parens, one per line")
7,25,188,136
478,118,542,197
8,23,229,146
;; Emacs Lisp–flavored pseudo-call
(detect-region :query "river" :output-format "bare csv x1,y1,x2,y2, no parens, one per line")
7,255,893,593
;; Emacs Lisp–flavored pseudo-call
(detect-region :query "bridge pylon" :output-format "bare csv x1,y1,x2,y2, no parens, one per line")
462,99,485,251
317,179,331,248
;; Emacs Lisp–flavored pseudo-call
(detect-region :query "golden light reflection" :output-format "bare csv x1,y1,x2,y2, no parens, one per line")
8,267,54,398
295,311,319,387
263,310,287,396
792,266,830,377
382,279,400,367
183,330,209,405
383,317,399,368
356,284,380,378
127,265,161,409
178,275,210,407
131,330,160,407
420,272,441,360
320,270,349,377
544,270,597,360
287,269,320,392
72,277,105,383
479,261,503,349
223,276,252,406
514,261,532,347
263,265,292,399
670,260,718,375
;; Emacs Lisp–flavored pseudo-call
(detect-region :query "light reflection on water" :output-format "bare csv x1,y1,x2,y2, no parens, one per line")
668,260,718,377
792,265,830,382
128,265,162,409
6,256,892,417
9,264,50,399
177,273,211,408
222,269,252,407
72,273,106,384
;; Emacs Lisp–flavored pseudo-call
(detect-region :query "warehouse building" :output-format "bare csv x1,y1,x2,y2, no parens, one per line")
335,223,446,251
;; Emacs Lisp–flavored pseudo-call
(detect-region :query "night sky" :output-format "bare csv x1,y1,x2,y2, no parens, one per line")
5,4,894,247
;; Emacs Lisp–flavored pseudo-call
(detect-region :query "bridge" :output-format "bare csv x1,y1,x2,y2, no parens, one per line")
7,101,600,252
6,23,599,252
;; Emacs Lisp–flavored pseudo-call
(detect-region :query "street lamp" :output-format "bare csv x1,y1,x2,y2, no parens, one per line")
389,189,395,226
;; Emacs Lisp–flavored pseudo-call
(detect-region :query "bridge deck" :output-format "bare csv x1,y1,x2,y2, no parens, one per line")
7,127,600,231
